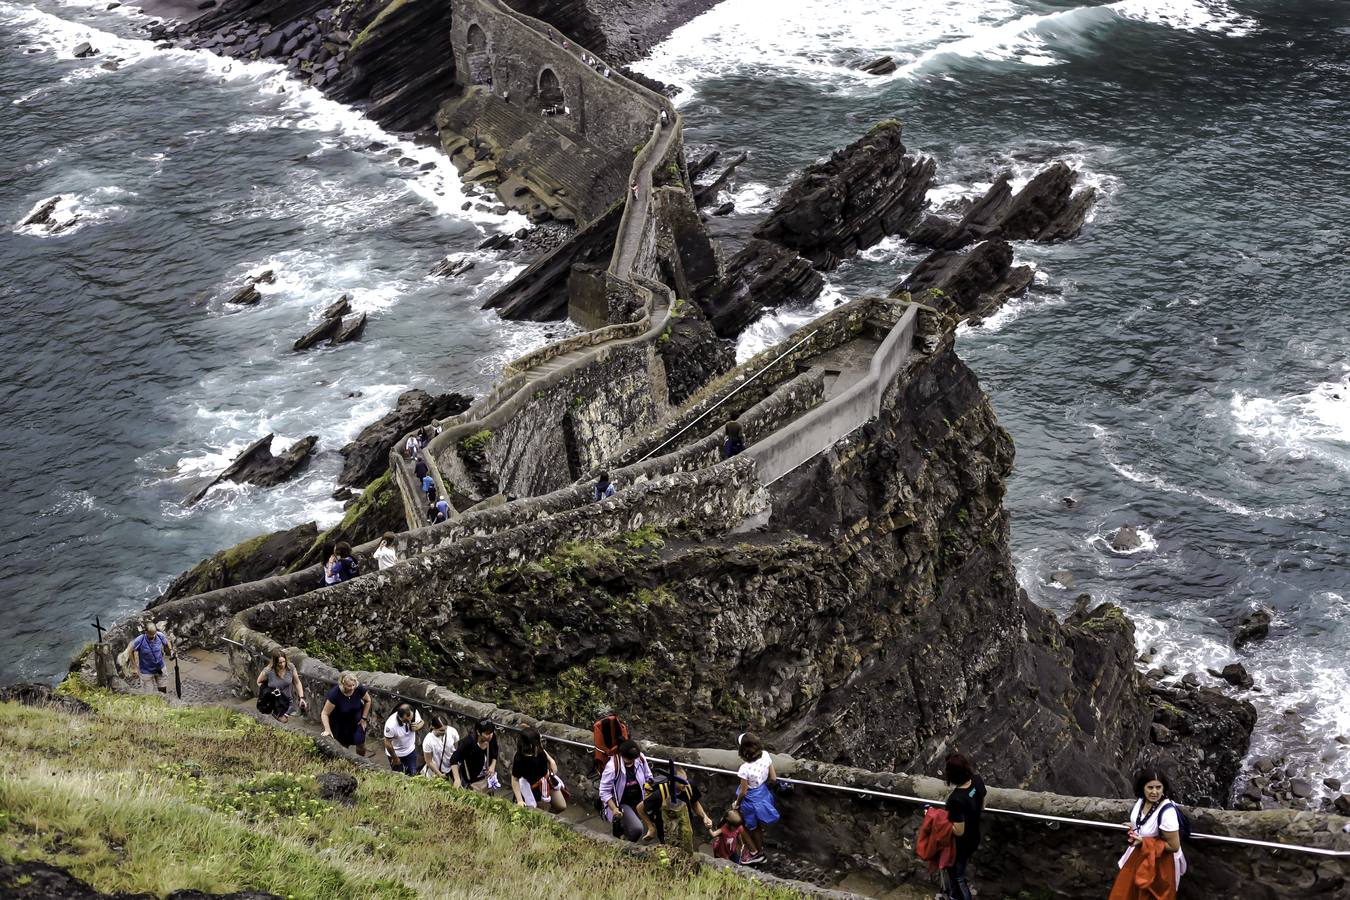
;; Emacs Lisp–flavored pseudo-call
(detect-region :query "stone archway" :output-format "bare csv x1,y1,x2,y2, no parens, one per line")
466,23,491,86
538,67,564,112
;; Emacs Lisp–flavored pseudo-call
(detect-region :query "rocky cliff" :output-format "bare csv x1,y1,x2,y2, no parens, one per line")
256,319,1250,803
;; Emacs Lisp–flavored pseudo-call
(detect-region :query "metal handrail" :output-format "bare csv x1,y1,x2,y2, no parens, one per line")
634,330,821,464
231,653,1349,860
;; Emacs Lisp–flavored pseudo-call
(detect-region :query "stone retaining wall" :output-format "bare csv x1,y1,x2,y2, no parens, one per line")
224,631,1350,900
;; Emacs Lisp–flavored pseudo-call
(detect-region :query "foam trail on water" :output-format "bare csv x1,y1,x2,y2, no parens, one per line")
1231,371,1350,475
2,0,521,231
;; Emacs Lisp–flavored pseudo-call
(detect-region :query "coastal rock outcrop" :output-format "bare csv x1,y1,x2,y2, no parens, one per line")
185,434,318,505
909,161,1097,251
699,239,824,337
337,389,472,488
254,322,1247,804
752,120,935,269
1143,683,1258,807
896,239,1033,323
656,299,735,406
154,521,319,604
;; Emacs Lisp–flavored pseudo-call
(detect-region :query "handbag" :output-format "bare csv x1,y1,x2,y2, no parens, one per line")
257,686,283,715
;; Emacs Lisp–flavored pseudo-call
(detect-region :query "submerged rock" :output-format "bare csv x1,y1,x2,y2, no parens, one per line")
859,55,897,75
1233,607,1272,647
1110,525,1143,552
19,196,61,228
429,254,475,278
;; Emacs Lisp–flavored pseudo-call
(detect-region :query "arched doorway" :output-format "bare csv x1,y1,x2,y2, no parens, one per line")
466,24,491,86
538,67,564,113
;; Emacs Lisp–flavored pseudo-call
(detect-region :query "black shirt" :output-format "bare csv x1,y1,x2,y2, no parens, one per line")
620,764,644,808
512,750,550,784
449,734,499,780
946,775,987,859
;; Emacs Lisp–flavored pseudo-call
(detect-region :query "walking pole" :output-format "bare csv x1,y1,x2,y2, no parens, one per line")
171,630,183,700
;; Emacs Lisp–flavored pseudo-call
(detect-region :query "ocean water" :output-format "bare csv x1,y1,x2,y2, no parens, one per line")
637,0,1350,795
0,0,556,680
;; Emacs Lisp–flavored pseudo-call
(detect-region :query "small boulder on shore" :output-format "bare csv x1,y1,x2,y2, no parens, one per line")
72,42,98,58
1208,662,1254,690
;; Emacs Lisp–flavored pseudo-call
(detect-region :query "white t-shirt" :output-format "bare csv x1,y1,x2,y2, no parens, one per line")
422,728,459,774
1121,799,1187,881
738,751,773,789
374,545,397,570
1129,799,1179,838
383,711,423,757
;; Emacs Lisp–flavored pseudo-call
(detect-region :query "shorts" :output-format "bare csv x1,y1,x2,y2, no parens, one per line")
740,784,780,830
137,671,167,693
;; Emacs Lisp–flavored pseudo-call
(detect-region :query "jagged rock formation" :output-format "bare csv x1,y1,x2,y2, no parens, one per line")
657,299,735,406
910,161,1097,250
185,434,317,505
692,149,747,208
154,521,319,604
700,239,824,337
896,240,1034,323
752,120,935,269
1144,683,1257,808
694,121,932,338
337,389,472,488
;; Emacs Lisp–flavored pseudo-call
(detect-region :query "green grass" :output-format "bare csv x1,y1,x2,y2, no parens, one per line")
0,686,800,899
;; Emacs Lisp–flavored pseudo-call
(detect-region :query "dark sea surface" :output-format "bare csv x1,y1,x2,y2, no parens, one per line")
0,0,555,681
2,0,1348,799
636,0,1350,796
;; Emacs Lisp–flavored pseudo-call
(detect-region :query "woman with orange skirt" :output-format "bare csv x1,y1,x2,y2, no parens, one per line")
1109,768,1187,900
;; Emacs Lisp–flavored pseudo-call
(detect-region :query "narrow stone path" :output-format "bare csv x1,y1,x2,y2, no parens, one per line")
165,650,930,899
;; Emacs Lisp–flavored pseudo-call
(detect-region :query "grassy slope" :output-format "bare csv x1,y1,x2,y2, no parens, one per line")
0,685,799,900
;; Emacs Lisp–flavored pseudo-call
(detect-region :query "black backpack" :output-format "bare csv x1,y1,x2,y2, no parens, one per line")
1162,801,1192,843
257,686,284,716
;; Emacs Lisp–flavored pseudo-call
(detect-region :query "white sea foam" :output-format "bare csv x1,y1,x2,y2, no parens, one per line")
2,1,519,232
735,282,849,363
12,188,132,237
1231,372,1350,475
637,0,1257,98
1088,423,1325,522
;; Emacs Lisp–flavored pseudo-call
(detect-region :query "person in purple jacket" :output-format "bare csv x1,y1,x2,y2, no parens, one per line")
599,740,657,841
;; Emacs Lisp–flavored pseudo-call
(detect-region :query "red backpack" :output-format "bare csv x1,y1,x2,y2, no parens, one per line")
592,714,629,772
